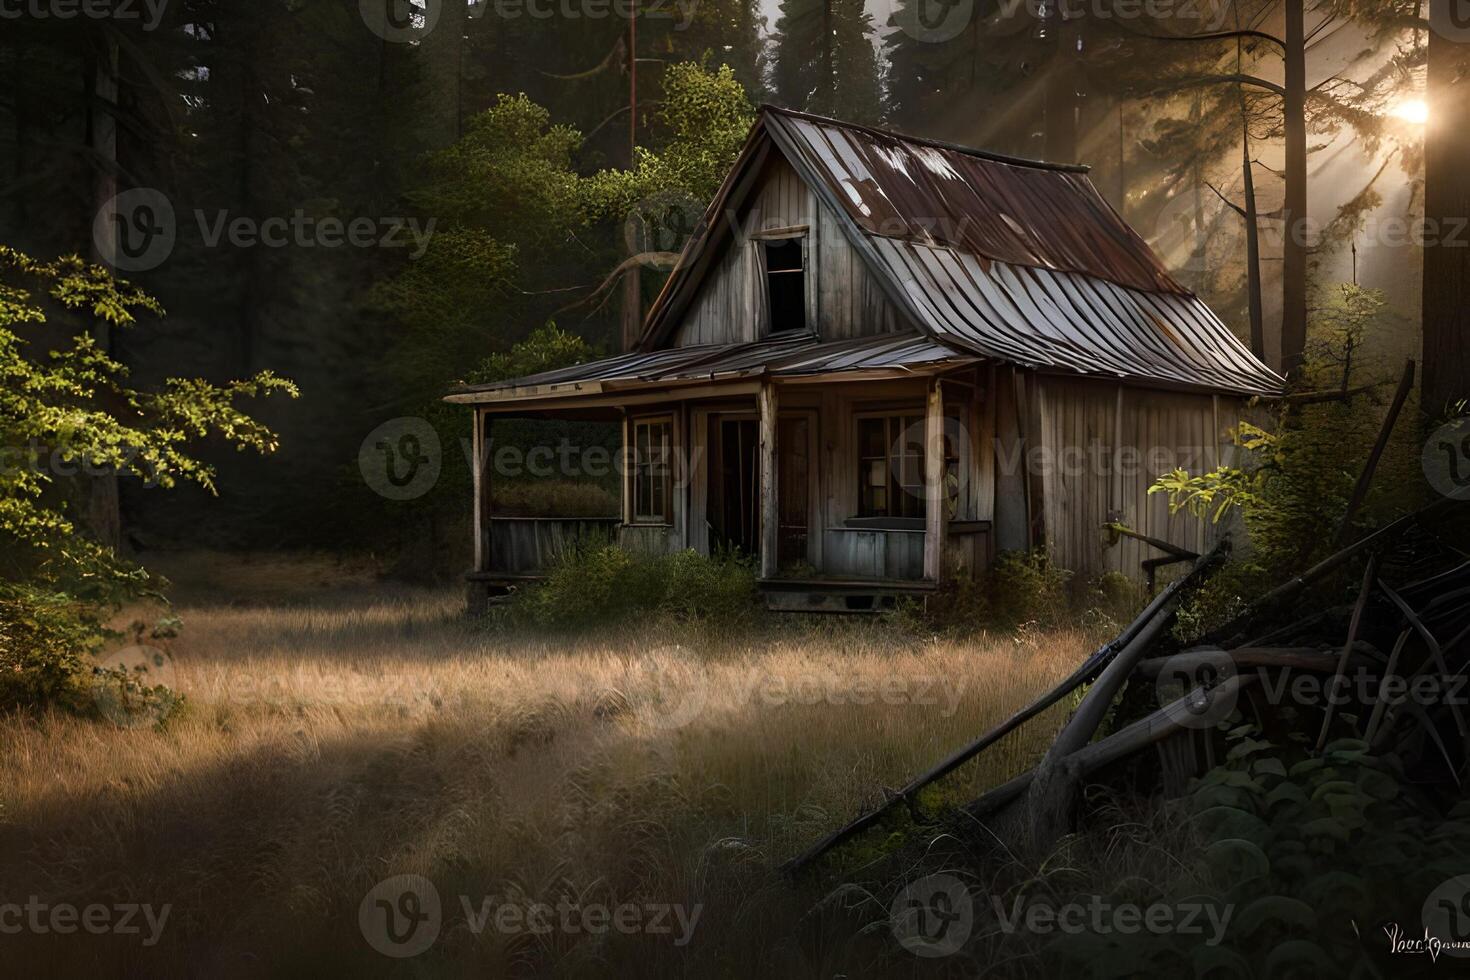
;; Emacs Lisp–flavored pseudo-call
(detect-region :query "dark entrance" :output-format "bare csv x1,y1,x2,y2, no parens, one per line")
710,418,759,557
707,414,810,571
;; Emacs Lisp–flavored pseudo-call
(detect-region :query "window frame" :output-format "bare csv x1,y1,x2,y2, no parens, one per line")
753,228,810,337
629,414,674,526
853,409,962,522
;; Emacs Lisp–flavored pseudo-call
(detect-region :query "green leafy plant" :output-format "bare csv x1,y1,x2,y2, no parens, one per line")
0,246,296,714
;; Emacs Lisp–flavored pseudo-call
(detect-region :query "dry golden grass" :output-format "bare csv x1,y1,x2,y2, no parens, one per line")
0,553,1097,978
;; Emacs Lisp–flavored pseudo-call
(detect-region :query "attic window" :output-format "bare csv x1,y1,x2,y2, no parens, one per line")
762,237,806,335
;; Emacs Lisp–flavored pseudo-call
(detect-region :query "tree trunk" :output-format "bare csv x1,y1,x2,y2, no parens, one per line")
87,34,122,553
1422,27,1470,412
1242,119,1265,360
1281,0,1309,377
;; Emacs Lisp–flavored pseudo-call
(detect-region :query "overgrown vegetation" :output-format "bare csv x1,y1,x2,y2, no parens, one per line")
0,247,294,716
914,551,1147,637
504,544,761,632
1153,284,1423,636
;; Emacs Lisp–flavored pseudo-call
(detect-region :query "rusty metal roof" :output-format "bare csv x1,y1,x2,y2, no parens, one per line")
448,332,978,402
635,106,1284,398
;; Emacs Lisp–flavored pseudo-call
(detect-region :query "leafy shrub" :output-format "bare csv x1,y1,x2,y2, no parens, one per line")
914,550,1078,634
0,246,291,715
0,584,97,712
507,545,759,631
1045,726,1470,978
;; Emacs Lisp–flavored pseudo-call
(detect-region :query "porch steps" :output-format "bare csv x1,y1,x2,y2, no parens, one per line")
759,578,937,614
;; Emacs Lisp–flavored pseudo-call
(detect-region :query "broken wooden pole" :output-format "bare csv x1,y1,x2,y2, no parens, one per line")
1024,540,1229,850
1333,359,1415,549
781,541,1227,875
1315,553,1380,750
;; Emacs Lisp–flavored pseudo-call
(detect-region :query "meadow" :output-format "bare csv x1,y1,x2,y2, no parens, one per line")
0,551,1097,978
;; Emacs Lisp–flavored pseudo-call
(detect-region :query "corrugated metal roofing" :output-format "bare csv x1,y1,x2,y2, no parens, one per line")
451,332,977,400
635,106,1285,398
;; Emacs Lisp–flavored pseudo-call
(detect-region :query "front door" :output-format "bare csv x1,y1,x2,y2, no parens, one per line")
777,415,810,570
710,418,759,557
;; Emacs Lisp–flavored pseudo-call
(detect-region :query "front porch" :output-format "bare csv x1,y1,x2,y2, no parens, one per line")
447,335,1011,612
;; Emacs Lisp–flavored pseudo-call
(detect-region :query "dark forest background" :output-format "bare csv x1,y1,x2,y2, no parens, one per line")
2,0,1465,578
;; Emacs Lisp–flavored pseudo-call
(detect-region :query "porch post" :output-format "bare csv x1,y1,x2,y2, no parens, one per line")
759,381,779,579
472,408,488,573
924,377,946,582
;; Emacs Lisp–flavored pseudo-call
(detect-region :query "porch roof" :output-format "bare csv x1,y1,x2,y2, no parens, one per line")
444,332,978,405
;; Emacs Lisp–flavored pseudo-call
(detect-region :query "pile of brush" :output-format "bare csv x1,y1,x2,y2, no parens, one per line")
787,498,1470,872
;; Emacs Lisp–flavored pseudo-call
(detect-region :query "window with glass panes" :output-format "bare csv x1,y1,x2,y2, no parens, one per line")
856,414,960,519
631,417,672,524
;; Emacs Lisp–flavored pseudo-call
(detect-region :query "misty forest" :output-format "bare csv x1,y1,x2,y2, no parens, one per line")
4,0,1470,977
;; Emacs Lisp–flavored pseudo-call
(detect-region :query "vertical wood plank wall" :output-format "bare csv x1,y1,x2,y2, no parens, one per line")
1032,375,1241,581
670,156,906,348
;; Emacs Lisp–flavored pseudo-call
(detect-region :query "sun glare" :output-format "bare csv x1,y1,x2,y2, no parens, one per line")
1392,99,1430,125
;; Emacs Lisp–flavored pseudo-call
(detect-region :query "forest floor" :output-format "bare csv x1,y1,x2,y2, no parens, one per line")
0,551,1095,978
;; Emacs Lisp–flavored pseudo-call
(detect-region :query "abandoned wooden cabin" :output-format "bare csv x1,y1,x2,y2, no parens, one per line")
447,106,1284,613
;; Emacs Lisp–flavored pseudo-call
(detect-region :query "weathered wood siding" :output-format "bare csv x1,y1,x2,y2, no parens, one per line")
1031,375,1242,580
669,157,907,348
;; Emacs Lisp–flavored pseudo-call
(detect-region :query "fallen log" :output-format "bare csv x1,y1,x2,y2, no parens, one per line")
1134,647,1353,678
963,674,1259,825
1024,541,1230,850
780,539,1229,876
1332,360,1414,549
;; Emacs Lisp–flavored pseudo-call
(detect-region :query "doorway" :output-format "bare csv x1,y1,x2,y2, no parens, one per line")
706,414,811,571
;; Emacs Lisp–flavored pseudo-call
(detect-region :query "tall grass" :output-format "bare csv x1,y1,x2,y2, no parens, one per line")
0,553,1098,978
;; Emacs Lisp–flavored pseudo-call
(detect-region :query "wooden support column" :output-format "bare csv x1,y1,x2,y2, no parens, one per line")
924,377,946,583
759,382,779,580
472,409,489,573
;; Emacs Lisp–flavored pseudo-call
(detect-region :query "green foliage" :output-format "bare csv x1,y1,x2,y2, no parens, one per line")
1046,727,1470,978
507,545,759,631
1153,285,1420,590
468,322,594,385
913,550,1081,634
0,247,294,713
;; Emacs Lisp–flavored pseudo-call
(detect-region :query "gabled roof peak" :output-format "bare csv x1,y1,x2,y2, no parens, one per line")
757,105,1092,175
